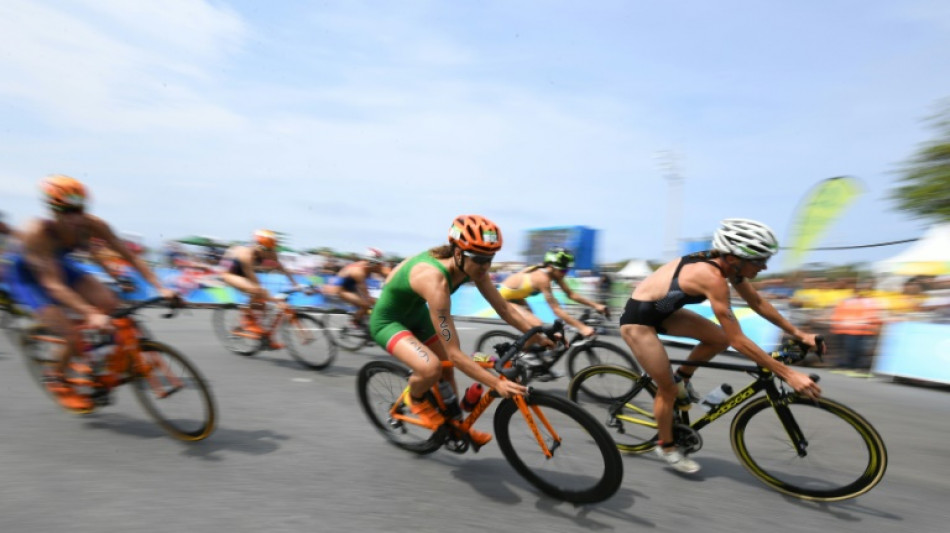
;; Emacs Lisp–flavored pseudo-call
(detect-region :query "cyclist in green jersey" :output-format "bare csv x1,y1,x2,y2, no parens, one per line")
370,215,554,446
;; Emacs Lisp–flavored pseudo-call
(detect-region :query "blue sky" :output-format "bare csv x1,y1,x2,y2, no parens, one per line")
2,1,949,270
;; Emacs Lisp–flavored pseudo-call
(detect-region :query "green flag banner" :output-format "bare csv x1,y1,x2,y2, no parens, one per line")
785,176,863,269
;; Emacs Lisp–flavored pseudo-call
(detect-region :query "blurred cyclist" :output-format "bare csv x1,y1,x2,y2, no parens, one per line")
321,247,389,328
618,218,823,474
499,246,609,338
7,175,177,410
219,230,303,339
370,215,553,446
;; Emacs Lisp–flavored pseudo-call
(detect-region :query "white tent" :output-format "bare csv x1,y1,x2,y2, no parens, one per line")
873,224,950,277
615,259,653,279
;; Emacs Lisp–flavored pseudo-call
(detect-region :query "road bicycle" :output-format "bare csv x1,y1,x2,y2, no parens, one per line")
473,309,638,384
1,286,33,342
320,308,375,352
357,321,624,504
567,339,887,502
212,288,337,370
19,296,216,441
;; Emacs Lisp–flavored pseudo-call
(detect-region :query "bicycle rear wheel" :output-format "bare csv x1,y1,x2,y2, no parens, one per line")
133,339,216,441
474,329,518,356
322,312,369,352
731,396,887,502
566,340,639,381
18,326,98,412
357,360,445,455
282,313,337,370
567,364,658,453
212,305,261,356
494,391,623,504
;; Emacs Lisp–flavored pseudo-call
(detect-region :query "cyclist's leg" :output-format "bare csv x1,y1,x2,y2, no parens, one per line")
220,273,267,325
661,309,730,380
73,273,119,315
619,323,677,445
338,290,371,323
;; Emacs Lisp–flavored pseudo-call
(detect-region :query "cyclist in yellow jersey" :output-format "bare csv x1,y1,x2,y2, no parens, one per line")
7,176,178,411
370,215,554,445
618,218,823,474
499,247,608,338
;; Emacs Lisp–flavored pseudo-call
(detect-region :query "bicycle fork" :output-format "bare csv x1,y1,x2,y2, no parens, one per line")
513,394,561,459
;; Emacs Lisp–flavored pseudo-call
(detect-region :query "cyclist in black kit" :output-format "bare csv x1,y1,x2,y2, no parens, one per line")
618,218,823,474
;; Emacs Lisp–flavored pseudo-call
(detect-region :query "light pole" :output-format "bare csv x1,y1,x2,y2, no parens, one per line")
658,150,684,261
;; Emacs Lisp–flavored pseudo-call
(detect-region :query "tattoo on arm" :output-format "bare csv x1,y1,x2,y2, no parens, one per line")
438,313,451,342
724,310,738,323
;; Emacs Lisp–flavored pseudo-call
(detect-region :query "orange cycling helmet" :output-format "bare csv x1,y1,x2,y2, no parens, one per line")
254,229,278,250
448,215,502,254
41,174,87,212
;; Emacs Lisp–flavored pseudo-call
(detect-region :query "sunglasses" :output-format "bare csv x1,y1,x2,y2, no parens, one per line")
745,258,768,268
53,205,84,215
462,251,495,265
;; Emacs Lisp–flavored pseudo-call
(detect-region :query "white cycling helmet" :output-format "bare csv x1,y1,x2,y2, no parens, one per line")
363,247,385,263
711,218,779,259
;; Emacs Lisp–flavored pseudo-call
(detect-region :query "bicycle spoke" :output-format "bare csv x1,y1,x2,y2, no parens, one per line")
283,314,336,370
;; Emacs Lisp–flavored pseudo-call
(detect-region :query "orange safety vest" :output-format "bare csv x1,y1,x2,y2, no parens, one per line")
830,297,882,336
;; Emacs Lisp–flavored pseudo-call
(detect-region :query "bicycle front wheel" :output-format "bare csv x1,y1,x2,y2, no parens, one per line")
282,313,337,370
731,396,887,502
494,390,623,504
133,340,216,441
357,360,444,455
567,364,658,453
212,305,260,356
474,329,518,355
322,312,369,352
566,340,639,381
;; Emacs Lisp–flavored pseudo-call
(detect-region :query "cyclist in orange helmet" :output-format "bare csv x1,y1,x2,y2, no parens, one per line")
369,215,554,446
6,175,177,411
321,247,390,328
219,229,303,306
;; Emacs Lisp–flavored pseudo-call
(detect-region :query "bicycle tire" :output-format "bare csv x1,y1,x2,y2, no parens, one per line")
282,313,337,370
731,395,887,502
212,305,261,356
474,329,518,356
566,340,639,381
133,339,216,441
18,326,94,411
567,364,658,453
493,390,624,503
323,312,369,352
357,360,445,455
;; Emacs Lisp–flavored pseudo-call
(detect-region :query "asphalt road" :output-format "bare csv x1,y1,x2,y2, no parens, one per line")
1,309,949,533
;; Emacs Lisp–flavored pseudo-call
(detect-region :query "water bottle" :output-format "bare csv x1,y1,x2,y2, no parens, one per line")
699,384,733,412
437,380,462,419
461,383,484,412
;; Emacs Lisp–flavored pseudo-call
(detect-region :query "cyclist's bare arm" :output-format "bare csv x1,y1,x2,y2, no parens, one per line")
538,276,591,334
733,280,820,350
90,217,171,297
477,274,544,334
705,274,820,397
411,265,524,397
554,275,607,314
